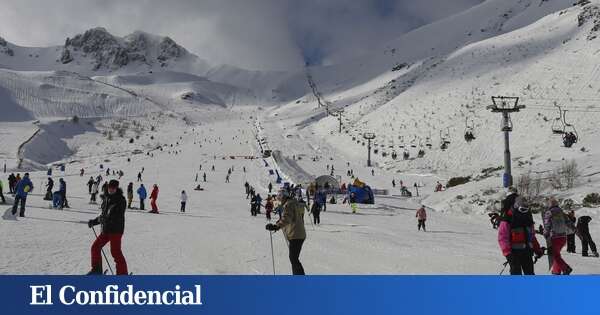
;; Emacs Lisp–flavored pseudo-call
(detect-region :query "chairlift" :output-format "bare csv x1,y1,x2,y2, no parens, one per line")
551,103,565,135
403,151,410,160
464,117,476,142
410,136,417,148
425,133,433,148
562,110,579,148
417,149,425,158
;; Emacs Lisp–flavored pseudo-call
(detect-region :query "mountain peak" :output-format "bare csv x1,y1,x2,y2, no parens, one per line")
61,27,188,70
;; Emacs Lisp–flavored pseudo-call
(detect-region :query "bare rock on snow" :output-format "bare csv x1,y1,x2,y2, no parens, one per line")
0,36,14,56
62,27,189,71
578,4,600,40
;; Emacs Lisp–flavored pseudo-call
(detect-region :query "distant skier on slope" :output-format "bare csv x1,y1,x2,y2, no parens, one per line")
180,190,187,213
498,197,544,275
44,177,54,200
137,184,147,211
90,180,99,204
137,172,142,182
266,189,307,275
149,184,159,214
86,176,94,194
87,180,128,275
0,178,5,204
12,173,33,217
416,205,427,232
126,182,134,209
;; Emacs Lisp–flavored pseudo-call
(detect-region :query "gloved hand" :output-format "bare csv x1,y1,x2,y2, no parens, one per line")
265,223,279,231
536,247,546,258
88,218,99,228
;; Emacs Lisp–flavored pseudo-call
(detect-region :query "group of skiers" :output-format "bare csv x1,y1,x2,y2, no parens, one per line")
497,186,598,275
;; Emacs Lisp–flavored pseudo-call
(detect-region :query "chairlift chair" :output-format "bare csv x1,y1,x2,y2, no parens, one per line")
551,103,566,135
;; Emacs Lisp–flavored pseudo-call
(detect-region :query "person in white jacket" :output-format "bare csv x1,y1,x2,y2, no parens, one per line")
180,190,188,213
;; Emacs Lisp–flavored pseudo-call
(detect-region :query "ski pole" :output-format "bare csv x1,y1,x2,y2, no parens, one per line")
92,226,114,275
269,231,276,275
499,261,509,275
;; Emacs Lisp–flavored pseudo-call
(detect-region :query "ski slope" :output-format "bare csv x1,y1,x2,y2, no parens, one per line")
1,110,599,275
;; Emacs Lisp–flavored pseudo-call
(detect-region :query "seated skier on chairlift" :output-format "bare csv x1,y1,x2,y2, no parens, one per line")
563,132,577,148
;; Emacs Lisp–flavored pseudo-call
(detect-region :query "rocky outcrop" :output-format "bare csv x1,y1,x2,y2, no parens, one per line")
0,36,14,56
61,27,188,70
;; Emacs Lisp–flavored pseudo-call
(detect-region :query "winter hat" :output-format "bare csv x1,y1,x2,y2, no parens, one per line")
108,180,119,189
507,186,517,194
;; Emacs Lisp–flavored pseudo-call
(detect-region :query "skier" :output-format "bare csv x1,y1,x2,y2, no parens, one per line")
392,179,396,188
180,190,187,213
266,189,307,275
371,169,375,176
58,178,67,209
245,182,250,196
265,196,274,221
268,182,273,194
416,205,427,232
44,178,54,200
80,168,85,177
8,173,16,194
0,178,5,204
195,173,198,182
203,173,207,182
12,173,33,217
577,216,599,257
310,196,321,225
567,211,577,253
543,198,573,275
90,180,99,204
149,184,159,214
137,184,147,211
126,182,134,209
137,172,142,182
254,194,263,214
87,180,128,275
498,197,544,275
225,174,230,183
87,177,95,194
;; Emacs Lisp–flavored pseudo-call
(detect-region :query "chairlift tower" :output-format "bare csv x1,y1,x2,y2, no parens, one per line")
362,132,376,167
330,109,344,133
486,96,525,188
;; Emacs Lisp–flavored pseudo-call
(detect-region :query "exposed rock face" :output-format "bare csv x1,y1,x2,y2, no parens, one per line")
61,27,188,70
0,36,14,56
578,4,600,40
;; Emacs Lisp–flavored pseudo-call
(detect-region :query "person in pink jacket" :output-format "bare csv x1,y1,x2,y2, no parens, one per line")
498,197,544,275
416,206,427,232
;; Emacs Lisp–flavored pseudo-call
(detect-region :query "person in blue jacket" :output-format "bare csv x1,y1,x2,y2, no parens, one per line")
137,184,147,210
58,178,67,209
12,173,33,217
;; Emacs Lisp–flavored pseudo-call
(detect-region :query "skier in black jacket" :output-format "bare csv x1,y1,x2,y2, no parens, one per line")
87,180,128,275
577,216,599,257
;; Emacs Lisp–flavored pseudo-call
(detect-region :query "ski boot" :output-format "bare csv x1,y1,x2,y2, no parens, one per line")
593,252,599,258
86,266,103,275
